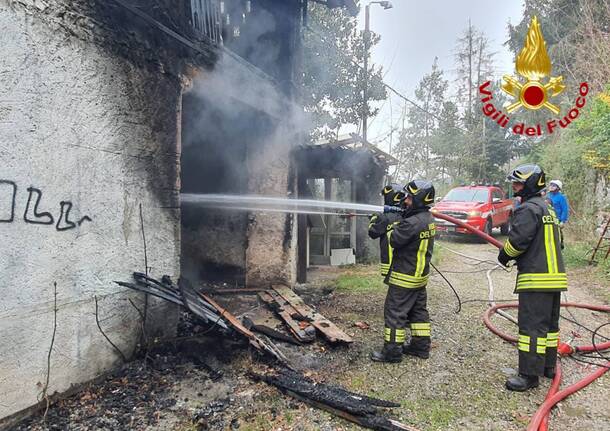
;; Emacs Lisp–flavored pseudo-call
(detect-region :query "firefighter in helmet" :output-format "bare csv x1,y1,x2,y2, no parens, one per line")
498,164,566,391
368,184,405,277
371,180,436,363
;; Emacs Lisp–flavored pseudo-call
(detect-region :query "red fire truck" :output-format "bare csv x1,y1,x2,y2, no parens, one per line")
432,185,514,236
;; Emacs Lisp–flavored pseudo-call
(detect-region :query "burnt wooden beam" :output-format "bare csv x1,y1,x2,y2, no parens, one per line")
286,391,417,431
272,285,353,344
258,291,316,343
242,316,303,346
250,368,418,431
199,293,293,368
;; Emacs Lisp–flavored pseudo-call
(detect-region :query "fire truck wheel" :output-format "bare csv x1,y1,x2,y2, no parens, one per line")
484,218,493,237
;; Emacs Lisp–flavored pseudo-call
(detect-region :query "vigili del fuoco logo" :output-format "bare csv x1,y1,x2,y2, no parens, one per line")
479,16,589,136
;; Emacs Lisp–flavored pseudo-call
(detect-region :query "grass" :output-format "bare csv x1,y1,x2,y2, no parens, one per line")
562,240,610,279
558,239,610,302
400,399,461,430
332,244,444,294
562,241,594,268
332,265,387,293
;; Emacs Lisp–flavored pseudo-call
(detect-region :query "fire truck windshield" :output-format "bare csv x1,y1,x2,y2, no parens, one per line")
443,188,489,203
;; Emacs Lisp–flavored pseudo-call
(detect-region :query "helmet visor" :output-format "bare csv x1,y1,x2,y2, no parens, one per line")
506,172,526,183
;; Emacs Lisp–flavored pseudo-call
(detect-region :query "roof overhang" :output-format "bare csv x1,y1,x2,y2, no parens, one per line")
311,133,399,166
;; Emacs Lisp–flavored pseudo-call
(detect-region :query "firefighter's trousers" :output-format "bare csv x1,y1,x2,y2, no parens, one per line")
384,286,430,352
517,291,561,376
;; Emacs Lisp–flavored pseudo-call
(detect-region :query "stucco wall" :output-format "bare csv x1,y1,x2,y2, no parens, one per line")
0,2,181,421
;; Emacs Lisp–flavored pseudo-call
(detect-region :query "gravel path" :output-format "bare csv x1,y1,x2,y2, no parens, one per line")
250,236,610,431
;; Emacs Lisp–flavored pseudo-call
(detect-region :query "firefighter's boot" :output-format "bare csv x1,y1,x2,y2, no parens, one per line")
403,329,431,359
544,367,556,379
505,374,539,392
402,343,430,359
370,343,403,363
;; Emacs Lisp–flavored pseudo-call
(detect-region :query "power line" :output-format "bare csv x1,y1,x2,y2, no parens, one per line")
304,24,471,134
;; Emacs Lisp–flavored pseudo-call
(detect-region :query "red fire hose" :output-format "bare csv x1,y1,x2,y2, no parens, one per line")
485,303,610,431
435,212,610,430
432,212,504,249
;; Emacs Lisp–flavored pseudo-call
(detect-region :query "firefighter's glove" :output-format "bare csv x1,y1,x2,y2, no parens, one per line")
369,212,382,221
497,249,512,267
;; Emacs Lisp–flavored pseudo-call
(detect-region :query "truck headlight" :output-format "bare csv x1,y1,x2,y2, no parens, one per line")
468,210,481,217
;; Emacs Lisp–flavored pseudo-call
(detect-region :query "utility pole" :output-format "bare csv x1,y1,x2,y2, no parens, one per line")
362,3,370,143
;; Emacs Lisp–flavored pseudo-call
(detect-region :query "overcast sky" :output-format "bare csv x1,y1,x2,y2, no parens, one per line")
351,0,525,150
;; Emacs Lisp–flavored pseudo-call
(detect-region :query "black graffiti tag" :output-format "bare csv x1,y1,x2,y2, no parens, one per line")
56,201,76,231
0,180,16,222
0,180,93,231
55,202,93,231
24,187,54,225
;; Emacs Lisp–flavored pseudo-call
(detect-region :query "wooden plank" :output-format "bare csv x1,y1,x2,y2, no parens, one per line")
243,307,302,346
272,285,353,344
259,291,316,343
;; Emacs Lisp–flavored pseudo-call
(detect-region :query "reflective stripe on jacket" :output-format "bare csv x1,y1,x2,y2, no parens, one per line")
503,196,567,292
369,212,403,275
386,210,435,289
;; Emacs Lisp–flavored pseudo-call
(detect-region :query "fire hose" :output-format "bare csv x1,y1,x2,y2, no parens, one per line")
431,211,610,431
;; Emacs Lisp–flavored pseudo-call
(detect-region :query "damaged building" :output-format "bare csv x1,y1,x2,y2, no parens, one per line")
0,0,381,425
295,134,397,278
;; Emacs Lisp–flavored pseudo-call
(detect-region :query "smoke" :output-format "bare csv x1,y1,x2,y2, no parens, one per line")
180,0,309,283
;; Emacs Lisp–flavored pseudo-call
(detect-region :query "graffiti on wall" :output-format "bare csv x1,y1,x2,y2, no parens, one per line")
0,180,92,231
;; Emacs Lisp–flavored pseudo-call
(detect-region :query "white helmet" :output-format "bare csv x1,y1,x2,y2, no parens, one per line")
549,180,563,190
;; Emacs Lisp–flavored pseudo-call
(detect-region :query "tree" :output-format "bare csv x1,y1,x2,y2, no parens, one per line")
302,2,387,140
452,22,498,182
394,58,446,181
429,101,466,183
454,21,495,129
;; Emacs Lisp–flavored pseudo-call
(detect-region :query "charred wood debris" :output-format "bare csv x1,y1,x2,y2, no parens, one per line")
115,273,415,431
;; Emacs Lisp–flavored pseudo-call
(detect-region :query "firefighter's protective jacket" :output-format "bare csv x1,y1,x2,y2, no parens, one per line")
369,212,403,276
385,210,436,288
501,196,567,292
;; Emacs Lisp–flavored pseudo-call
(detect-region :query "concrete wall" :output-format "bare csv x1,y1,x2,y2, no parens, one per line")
0,1,181,421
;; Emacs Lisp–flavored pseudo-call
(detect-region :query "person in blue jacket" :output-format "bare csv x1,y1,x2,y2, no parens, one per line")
547,180,569,225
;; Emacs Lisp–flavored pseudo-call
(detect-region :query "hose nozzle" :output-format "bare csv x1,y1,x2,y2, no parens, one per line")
383,205,403,214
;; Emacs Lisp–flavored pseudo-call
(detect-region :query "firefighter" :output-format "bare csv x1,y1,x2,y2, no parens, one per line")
498,164,566,391
368,184,405,277
370,180,436,363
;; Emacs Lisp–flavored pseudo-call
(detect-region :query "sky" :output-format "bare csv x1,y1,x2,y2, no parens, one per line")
350,0,525,151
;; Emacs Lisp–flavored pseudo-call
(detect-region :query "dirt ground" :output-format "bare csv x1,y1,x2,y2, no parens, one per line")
16,235,610,431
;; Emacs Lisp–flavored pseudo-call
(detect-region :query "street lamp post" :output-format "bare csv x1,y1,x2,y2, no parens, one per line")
362,1,392,143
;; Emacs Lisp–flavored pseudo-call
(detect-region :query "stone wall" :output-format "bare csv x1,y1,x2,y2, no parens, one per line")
0,1,183,422
245,121,298,287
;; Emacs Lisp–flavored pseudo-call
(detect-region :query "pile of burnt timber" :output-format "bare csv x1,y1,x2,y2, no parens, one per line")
251,368,419,431
115,273,290,366
258,285,353,344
